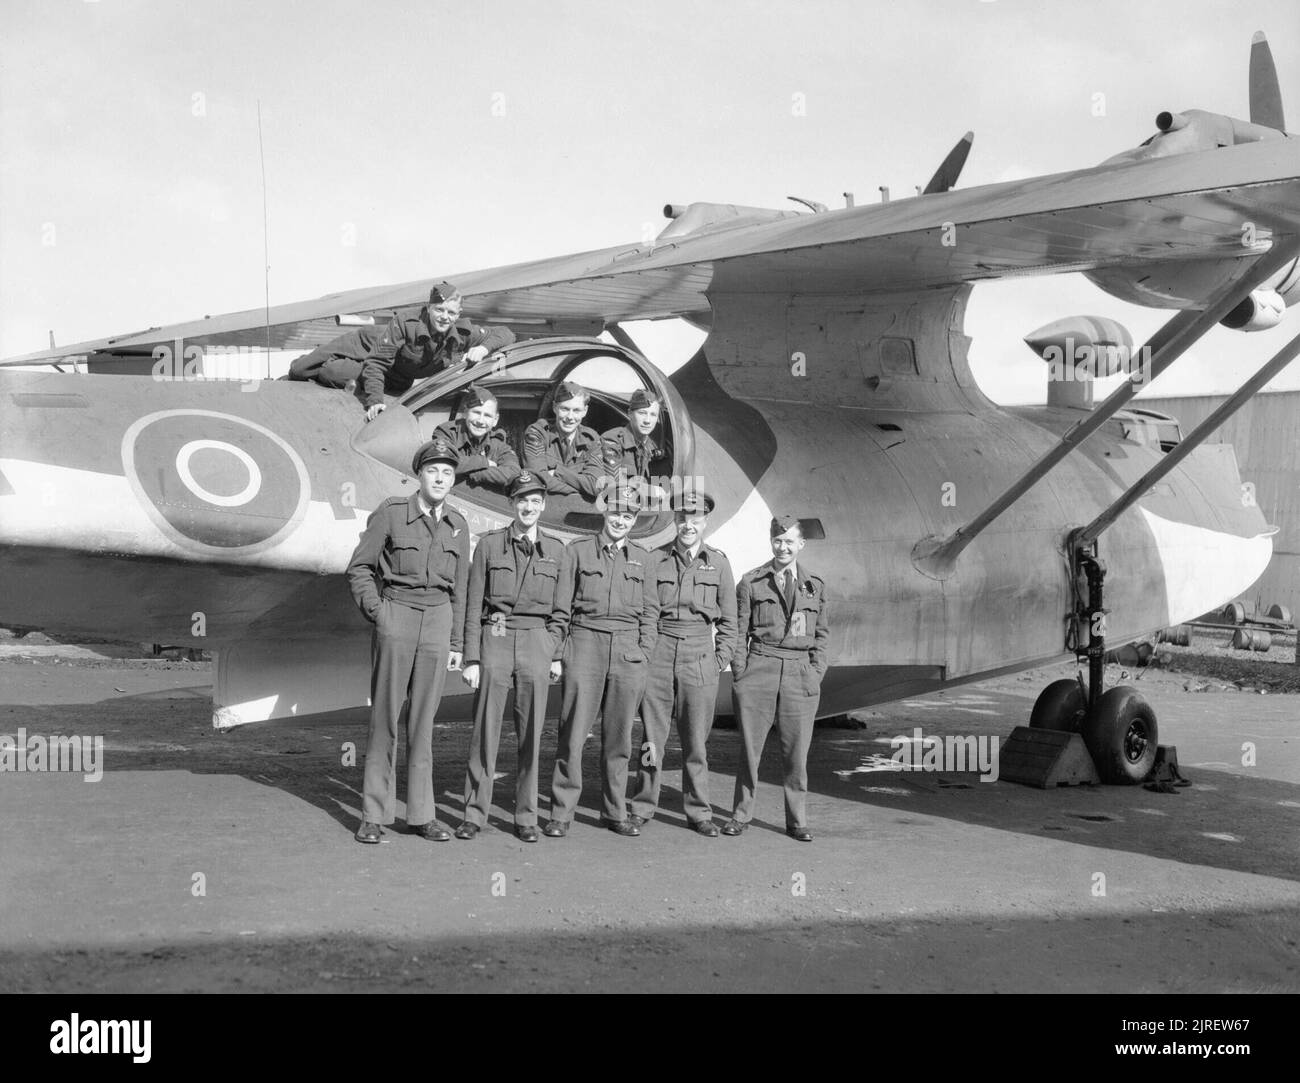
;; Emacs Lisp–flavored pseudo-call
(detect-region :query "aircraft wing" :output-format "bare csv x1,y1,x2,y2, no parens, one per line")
6,138,1298,366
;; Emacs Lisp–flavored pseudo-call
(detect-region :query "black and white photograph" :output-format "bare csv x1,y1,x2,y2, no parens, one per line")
1,0,1297,1044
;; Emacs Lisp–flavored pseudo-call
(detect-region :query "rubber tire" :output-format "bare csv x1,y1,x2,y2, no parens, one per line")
1029,678,1086,732
1223,602,1246,625
1082,685,1158,785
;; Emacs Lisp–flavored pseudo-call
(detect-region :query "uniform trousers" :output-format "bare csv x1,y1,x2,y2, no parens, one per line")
630,634,718,823
289,353,362,388
549,626,648,824
730,650,820,829
363,599,451,825
462,626,553,827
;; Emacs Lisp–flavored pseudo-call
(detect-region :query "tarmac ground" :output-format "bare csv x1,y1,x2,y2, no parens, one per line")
0,641,1296,993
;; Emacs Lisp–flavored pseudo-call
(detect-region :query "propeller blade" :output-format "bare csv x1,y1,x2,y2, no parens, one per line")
922,132,974,195
1249,30,1285,130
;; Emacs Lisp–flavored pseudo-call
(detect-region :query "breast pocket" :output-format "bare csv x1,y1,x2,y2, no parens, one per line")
433,537,461,583
751,586,782,629
527,558,559,606
622,566,646,607
487,557,517,600
692,568,720,612
793,597,821,638
388,533,426,577
576,566,605,603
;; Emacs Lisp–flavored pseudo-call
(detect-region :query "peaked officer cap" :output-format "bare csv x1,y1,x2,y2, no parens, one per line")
510,472,547,499
605,485,643,513
412,440,459,474
674,490,715,515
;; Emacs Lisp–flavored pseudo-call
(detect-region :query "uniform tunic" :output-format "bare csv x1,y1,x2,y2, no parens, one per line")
432,418,521,492
600,425,661,484
359,312,515,408
729,561,831,830
630,542,738,823
460,525,564,828
548,534,658,825
346,494,470,826
522,419,603,498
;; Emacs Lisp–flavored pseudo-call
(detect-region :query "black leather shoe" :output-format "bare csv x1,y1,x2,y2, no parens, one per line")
602,818,640,837
355,821,382,844
721,819,747,836
626,813,647,828
542,820,569,838
516,825,539,843
454,822,480,840
692,819,720,837
412,821,451,842
786,825,814,842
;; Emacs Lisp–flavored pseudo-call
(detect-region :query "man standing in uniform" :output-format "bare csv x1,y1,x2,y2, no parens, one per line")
522,380,603,500
346,440,470,844
628,491,736,836
723,516,831,843
361,281,515,421
600,388,668,507
456,471,564,843
431,385,520,494
545,486,658,838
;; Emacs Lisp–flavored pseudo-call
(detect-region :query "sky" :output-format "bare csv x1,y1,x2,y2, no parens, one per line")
2,0,1298,402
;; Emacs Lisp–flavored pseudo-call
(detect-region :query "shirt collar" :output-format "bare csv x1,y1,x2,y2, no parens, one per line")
599,531,626,553
511,524,539,546
675,541,702,563
416,493,442,521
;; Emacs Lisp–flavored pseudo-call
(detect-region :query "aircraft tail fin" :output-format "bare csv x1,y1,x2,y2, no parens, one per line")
1249,31,1285,130
922,132,974,195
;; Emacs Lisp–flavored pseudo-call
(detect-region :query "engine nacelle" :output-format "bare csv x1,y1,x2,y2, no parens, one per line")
1221,288,1287,331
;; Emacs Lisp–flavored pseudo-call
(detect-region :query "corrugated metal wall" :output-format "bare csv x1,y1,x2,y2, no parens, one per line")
1139,390,1299,619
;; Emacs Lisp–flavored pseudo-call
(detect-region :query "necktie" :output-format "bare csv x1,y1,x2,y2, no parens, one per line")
783,568,795,610
516,536,534,557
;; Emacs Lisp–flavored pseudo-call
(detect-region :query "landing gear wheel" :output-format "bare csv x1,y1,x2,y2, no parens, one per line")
1029,679,1086,732
1082,685,1157,785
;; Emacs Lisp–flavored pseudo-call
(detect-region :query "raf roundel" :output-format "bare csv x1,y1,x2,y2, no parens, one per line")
121,410,311,554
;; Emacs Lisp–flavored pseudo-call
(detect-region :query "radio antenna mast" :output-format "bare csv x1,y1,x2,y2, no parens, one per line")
257,100,271,378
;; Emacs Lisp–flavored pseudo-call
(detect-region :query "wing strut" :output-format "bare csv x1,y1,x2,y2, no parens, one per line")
911,239,1300,580
1073,324,1300,550
1067,320,1300,717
